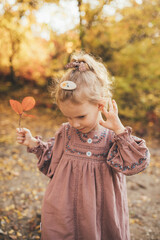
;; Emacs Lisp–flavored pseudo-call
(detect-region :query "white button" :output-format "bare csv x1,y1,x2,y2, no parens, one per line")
86,151,92,157
87,138,92,144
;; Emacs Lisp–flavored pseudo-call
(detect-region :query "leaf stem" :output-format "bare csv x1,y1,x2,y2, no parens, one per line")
19,114,22,130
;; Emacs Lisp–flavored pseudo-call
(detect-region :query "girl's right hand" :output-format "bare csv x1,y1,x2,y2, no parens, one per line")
16,128,38,148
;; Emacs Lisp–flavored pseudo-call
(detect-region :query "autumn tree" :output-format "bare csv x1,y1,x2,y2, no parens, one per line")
0,1,41,84
0,0,58,85
77,0,112,48
106,0,160,130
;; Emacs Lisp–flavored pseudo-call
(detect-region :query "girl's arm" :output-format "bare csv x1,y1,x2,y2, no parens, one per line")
100,99,150,176
16,126,64,178
16,128,53,176
99,98,126,135
106,127,150,176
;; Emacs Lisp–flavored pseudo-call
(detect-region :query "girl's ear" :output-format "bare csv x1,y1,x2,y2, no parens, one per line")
98,100,106,111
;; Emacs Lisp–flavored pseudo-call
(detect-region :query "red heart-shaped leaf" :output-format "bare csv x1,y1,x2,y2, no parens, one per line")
22,97,36,111
9,100,23,114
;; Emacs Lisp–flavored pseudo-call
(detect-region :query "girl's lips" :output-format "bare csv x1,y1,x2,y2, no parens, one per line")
79,127,85,131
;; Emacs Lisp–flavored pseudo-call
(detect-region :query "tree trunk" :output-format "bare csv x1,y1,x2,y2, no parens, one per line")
77,0,85,49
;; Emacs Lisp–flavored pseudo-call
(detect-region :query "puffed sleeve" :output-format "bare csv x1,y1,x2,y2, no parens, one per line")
27,124,64,178
106,127,150,176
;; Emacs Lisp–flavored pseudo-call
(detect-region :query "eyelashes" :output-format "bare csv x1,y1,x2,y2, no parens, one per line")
68,115,86,120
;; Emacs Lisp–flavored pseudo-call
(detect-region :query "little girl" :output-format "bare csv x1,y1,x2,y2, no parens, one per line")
16,52,150,240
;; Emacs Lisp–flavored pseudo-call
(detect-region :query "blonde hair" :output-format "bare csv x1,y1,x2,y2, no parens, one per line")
53,51,112,105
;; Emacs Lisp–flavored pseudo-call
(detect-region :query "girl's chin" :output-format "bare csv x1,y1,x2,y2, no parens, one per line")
78,127,92,133
79,127,86,132
77,124,99,133
79,127,94,133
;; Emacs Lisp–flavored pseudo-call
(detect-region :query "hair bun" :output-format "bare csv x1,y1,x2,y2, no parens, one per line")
65,61,89,72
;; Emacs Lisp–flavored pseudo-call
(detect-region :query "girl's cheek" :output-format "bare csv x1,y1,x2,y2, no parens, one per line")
81,118,86,124
68,119,72,125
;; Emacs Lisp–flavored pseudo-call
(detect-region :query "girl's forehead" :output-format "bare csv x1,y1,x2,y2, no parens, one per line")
59,100,97,116
59,100,86,112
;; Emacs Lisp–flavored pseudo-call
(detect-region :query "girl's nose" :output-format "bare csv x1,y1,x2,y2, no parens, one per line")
71,120,80,129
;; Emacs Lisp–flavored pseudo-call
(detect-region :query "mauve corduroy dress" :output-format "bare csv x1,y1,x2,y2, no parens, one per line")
28,123,150,240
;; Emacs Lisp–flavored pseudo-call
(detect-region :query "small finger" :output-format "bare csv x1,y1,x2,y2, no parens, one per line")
16,127,29,133
16,128,24,133
16,128,21,133
108,98,113,111
17,135,25,140
99,119,105,126
17,137,25,143
99,119,107,128
16,132,25,137
112,99,118,113
17,139,24,144
101,107,109,117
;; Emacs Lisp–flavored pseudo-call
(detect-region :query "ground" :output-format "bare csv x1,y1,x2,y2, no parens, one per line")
0,101,160,240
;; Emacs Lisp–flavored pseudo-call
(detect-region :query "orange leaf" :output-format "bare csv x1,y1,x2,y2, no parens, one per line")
22,96,36,111
9,100,23,114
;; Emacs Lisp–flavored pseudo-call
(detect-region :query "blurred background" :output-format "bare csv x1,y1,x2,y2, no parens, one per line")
0,0,160,239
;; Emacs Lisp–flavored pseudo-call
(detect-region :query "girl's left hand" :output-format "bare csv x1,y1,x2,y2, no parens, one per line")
99,99,125,135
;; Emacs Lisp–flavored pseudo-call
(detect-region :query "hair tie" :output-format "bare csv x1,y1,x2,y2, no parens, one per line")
65,61,89,72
